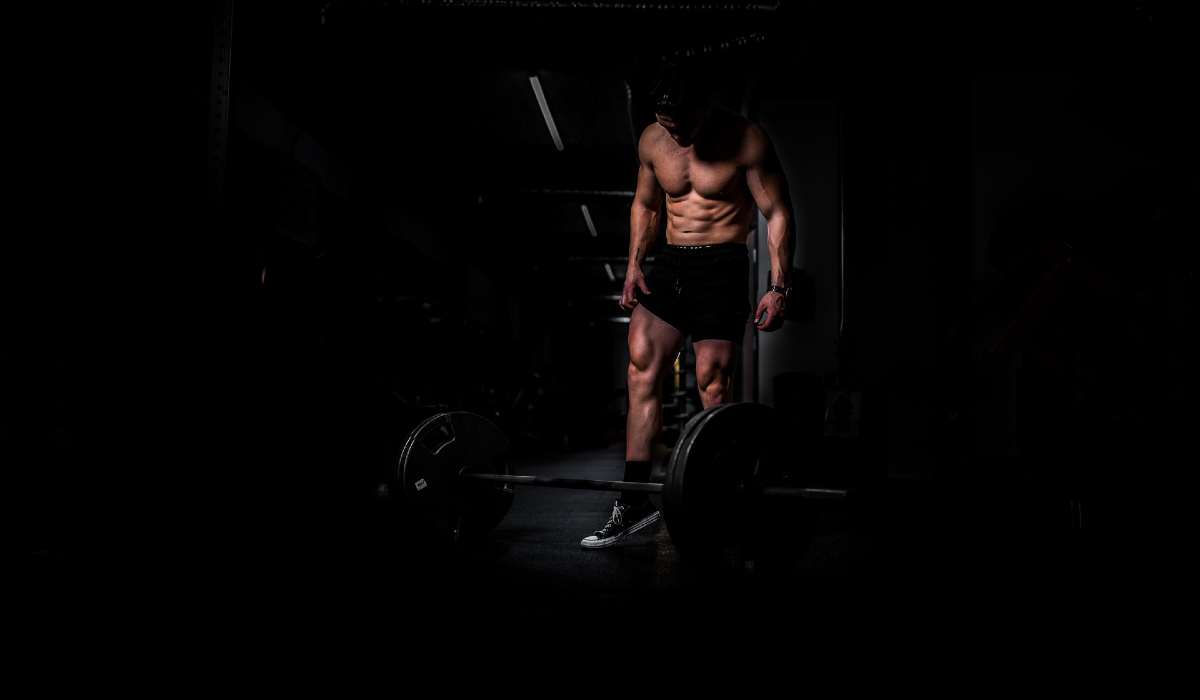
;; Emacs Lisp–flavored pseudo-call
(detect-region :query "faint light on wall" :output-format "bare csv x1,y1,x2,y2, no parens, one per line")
528,75,564,152
603,263,616,282
581,204,599,237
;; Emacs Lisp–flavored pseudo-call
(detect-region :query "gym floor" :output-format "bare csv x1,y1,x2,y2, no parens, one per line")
317,444,871,637
18,440,1143,649
381,448,1139,636
235,444,1100,634
430,445,857,622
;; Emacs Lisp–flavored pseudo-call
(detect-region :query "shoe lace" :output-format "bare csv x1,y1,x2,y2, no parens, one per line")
596,503,625,535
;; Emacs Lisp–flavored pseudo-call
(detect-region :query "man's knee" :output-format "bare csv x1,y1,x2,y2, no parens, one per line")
699,379,729,404
696,364,732,403
627,358,662,399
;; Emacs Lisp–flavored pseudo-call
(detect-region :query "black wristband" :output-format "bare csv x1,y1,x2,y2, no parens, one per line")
769,284,790,297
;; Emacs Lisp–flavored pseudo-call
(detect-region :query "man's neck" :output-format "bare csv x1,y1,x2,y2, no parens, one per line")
679,107,713,147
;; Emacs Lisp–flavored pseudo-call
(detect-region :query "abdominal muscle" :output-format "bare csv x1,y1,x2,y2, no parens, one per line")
664,189,754,246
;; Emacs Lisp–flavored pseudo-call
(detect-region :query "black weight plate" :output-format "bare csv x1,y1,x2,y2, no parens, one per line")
663,403,754,557
398,411,514,542
373,402,445,499
664,402,813,566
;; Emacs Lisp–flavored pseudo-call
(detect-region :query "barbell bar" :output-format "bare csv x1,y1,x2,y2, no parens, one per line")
458,472,847,500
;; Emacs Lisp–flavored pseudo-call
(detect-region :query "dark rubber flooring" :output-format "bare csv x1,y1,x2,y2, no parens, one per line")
22,444,1142,648
437,443,857,622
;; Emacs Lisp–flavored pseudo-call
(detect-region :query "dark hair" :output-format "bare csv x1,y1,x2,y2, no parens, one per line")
650,60,709,117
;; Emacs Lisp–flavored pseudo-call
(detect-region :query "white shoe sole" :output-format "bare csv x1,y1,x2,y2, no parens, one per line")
580,510,662,549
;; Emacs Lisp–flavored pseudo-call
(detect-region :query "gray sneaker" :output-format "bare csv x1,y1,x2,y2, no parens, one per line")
580,499,662,549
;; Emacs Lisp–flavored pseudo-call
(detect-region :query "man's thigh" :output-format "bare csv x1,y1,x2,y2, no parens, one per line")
692,338,737,377
628,304,684,372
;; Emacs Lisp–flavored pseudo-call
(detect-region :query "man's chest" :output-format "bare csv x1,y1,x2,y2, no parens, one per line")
654,152,744,200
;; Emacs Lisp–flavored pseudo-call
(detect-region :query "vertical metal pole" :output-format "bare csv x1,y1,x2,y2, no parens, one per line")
836,100,845,339
208,0,235,207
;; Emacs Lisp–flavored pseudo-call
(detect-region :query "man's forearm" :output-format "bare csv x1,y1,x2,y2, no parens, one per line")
765,212,793,287
628,202,660,269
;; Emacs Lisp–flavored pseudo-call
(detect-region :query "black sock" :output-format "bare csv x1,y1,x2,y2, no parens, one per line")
619,460,652,508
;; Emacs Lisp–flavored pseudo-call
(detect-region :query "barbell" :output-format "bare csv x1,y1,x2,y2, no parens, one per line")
396,402,847,559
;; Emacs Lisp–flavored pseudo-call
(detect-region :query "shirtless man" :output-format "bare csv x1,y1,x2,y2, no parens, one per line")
581,63,795,548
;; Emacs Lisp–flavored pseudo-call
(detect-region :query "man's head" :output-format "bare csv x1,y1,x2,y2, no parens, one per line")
650,60,711,146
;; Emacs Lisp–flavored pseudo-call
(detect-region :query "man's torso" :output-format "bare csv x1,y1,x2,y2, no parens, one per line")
645,108,756,246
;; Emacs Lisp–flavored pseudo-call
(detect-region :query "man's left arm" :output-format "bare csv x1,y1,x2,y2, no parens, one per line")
745,124,794,331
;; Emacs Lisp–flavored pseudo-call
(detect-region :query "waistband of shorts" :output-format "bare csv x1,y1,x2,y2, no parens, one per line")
660,242,748,257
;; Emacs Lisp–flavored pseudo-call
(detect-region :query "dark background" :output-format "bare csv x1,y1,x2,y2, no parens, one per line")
10,1,1196,636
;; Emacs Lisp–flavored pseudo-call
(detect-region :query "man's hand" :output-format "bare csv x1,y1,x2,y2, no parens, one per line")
754,290,786,331
620,266,652,311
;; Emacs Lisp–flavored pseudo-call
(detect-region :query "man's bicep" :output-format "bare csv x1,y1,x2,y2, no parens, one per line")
747,163,790,217
745,136,791,218
634,162,662,209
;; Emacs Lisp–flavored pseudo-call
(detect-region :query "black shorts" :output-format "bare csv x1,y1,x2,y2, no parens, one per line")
635,242,752,344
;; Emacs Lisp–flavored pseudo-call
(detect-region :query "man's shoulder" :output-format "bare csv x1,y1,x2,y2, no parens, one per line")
727,111,767,145
638,122,665,144
637,123,667,160
731,115,770,163
710,105,759,131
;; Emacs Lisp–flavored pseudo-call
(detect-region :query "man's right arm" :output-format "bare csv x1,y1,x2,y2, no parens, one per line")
629,134,663,269
621,130,664,310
